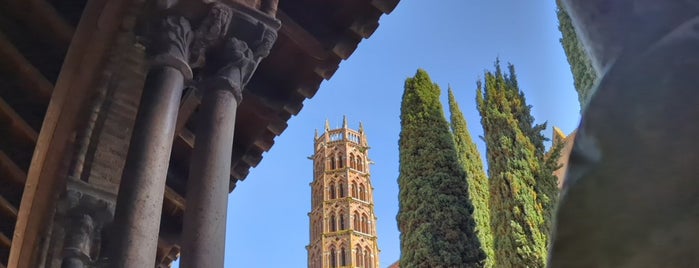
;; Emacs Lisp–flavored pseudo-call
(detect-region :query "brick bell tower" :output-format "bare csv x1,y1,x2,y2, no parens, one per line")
307,116,380,268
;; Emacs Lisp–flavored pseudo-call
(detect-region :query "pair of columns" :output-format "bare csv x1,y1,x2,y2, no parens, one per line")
550,1,699,267
108,4,278,267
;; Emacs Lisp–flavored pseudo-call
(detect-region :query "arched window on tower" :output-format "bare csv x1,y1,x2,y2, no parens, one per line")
351,182,358,198
330,247,337,268
349,154,355,169
340,213,346,230
330,157,336,170
353,211,360,230
330,214,337,232
339,181,345,198
361,214,369,233
340,247,347,266
338,154,344,168
311,219,315,240
355,246,363,267
363,249,370,268
329,183,336,199
359,184,366,201
358,158,364,172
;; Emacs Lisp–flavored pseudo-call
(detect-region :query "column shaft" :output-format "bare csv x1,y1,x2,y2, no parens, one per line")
180,86,238,267
550,1,699,267
109,66,184,267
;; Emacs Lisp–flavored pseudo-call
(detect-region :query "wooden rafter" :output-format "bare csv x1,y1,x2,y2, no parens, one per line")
0,31,54,101
164,186,185,213
349,17,380,39
2,0,75,50
0,195,18,219
0,98,39,144
178,128,195,148
330,35,359,60
175,88,201,135
0,150,27,185
0,231,10,249
371,0,400,14
277,10,329,61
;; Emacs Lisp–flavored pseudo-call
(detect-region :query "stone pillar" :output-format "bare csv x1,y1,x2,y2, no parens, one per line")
180,4,278,267
550,1,699,267
108,16,192,268
61,214,93,268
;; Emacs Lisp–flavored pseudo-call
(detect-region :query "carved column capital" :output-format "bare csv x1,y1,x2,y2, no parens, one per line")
199,14,278,103
149,16,194,80
59,189,114,266
201,37,255,103
190,3,234,69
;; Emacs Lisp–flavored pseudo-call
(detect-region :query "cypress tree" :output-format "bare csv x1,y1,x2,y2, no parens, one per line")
397,69,485,267
476,64,547,268
502,63,562,241
556,0,598,109
447,88,494,267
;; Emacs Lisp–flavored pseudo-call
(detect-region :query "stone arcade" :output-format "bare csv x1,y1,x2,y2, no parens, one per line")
0,0,398,267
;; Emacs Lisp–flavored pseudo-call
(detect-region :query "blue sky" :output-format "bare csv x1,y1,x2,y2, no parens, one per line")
174,0,580,267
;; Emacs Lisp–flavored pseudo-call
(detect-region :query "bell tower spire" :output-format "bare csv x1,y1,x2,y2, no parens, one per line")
307,120,380,268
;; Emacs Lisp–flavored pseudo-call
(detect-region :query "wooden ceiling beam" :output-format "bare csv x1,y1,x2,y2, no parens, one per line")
230,163,249,180
350,17,380,39
330,36,359,60
371,0,400,14
2,0,75,50
313,58,341,80
178,128,195,148
156,237,180,266
277,10,329,61
175,88,201,135
0,97,39,144
0,195,18,220
0,231,11,249
0,150,27,185
0,31,54,101
164,186,185,213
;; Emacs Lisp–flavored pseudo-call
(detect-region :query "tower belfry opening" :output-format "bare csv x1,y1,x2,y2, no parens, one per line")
307,119,380,268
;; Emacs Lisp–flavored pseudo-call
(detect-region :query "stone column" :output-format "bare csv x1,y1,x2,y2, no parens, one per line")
61,214,93,268
180,5,278,267
109,16,192,268
550,1,699,267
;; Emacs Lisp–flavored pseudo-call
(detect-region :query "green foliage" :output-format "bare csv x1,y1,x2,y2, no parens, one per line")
502,63,561,242
397,69,485,268
448,88,494,267
556,0,598,110
476,61,549,268
537,141,563,238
